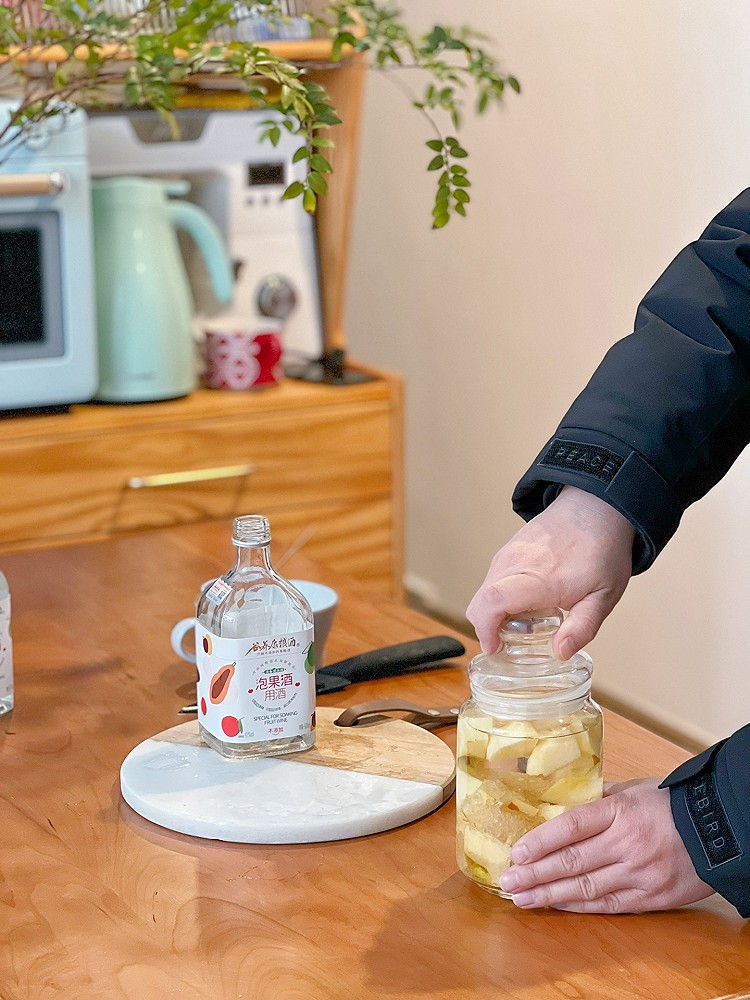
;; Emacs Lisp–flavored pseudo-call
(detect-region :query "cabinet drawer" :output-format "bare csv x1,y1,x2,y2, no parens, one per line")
0,401,392,546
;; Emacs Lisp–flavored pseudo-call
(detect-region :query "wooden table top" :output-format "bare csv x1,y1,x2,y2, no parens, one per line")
2,520,749,1000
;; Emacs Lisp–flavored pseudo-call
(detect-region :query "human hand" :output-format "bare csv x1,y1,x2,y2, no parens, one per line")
498,778,714,913
465,486,636,659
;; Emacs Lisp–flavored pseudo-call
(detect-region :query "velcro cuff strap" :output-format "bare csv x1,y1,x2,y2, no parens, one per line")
513,432,684,574
661,724,750,917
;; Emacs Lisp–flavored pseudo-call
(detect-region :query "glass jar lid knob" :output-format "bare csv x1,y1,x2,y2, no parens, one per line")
499,608,563,644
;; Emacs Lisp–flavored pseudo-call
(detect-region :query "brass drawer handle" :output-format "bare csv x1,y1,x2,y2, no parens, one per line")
127,463,255,489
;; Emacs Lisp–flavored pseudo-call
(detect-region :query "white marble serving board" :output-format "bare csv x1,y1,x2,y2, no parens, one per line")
120,707,456,844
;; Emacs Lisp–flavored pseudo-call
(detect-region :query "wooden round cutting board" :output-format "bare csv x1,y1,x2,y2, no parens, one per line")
120,707,456,844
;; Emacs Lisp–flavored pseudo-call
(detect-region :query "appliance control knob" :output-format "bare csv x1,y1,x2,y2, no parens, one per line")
23,122,52,151
257,275,297,319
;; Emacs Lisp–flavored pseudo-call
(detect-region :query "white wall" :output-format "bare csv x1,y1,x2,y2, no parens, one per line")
344,0,750,747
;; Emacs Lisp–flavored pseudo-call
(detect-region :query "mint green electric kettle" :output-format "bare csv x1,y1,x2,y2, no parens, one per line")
91,176,234,402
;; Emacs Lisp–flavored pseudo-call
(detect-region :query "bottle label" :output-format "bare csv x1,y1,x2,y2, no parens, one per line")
0,593,12,701
195,623,315,744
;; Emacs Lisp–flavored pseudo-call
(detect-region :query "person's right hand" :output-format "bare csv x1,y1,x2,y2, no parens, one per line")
465,486,636,659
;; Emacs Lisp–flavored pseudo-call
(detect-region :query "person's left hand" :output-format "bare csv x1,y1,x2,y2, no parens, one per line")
498,778,714,913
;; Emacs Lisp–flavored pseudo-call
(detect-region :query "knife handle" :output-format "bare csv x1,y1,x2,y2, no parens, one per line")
318,635,466,682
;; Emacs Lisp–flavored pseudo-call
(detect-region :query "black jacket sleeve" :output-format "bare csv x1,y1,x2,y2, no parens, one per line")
513,188,750,573
660,725,750,917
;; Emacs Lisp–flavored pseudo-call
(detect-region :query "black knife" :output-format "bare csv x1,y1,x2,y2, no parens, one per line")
315,635,466,694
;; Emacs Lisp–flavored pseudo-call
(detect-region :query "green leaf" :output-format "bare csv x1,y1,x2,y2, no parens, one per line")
454,203,467,217
452,175,471,188
308,171,329,196
292,145,310,163
454,189,471,204
282,181,305,200
451,146,469,158
508,76,521,93
303,187,317,214
310,153,333,173
426,138,444,152
432,212,450,229
427,155,444,171
424,25,449,53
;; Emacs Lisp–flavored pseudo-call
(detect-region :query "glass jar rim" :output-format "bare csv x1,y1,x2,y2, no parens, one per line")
468,675,593,720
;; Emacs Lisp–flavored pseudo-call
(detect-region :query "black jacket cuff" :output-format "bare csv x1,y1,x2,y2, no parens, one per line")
660,724,750,917
512,429,684,574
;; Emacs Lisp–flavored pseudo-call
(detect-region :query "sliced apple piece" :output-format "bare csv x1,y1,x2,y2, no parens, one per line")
485,733,537,761
493,719,540,738
463,826,512,881
456,766,483,803
538,802,567,821
508,795,539,817
526,734,582,776
457,722,491,759
543,771,603,806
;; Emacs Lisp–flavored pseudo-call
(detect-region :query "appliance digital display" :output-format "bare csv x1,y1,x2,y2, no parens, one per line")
0,211,64,360
247,162,285,187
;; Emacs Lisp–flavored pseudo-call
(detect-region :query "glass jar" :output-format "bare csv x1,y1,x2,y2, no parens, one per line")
195,514,316,759
456,609,603,896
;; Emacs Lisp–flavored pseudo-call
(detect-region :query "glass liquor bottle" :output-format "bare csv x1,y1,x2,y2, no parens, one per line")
195,515,315,759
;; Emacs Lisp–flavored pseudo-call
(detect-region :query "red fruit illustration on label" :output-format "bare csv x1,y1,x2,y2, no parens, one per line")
209,662,235,704
200,697,207,715
202,634,213,654
222,715,243,737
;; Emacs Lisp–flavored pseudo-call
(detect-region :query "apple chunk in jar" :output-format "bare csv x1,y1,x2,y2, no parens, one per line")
456,610,603,896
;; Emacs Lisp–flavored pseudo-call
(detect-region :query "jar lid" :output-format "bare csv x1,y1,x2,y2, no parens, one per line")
468,608,593,717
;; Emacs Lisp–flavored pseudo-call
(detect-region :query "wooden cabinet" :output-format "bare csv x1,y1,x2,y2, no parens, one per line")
0,365,404,596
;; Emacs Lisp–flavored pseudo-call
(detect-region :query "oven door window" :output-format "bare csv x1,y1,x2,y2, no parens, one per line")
0,211,64,360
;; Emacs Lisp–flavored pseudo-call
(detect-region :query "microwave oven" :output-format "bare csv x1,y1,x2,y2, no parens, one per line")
0,102,97,413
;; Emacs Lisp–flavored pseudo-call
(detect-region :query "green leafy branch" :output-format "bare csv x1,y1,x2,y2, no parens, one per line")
317,1,521,226
0,0,332,204
0,0,520,225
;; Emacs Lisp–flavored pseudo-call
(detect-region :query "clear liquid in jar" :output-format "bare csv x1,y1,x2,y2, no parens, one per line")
456,706,603,896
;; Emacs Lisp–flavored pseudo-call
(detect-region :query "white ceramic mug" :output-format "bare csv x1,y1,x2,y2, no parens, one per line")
170,578,339,668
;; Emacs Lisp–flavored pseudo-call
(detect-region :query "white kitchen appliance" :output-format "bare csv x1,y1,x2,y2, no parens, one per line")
86,109,324,361
0,102,98,412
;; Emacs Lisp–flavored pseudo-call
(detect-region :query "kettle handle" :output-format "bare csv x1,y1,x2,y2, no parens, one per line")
167,200,234,306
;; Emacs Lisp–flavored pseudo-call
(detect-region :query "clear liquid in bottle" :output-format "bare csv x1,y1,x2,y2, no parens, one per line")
195,515,315,759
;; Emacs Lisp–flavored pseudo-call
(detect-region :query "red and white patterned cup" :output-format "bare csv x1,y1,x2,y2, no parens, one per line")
202,322,283,390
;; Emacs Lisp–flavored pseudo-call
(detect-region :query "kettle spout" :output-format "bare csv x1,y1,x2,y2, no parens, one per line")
168,199,234,305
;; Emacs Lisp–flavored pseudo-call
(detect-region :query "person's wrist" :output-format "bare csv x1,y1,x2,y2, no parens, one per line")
554,486,636,544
